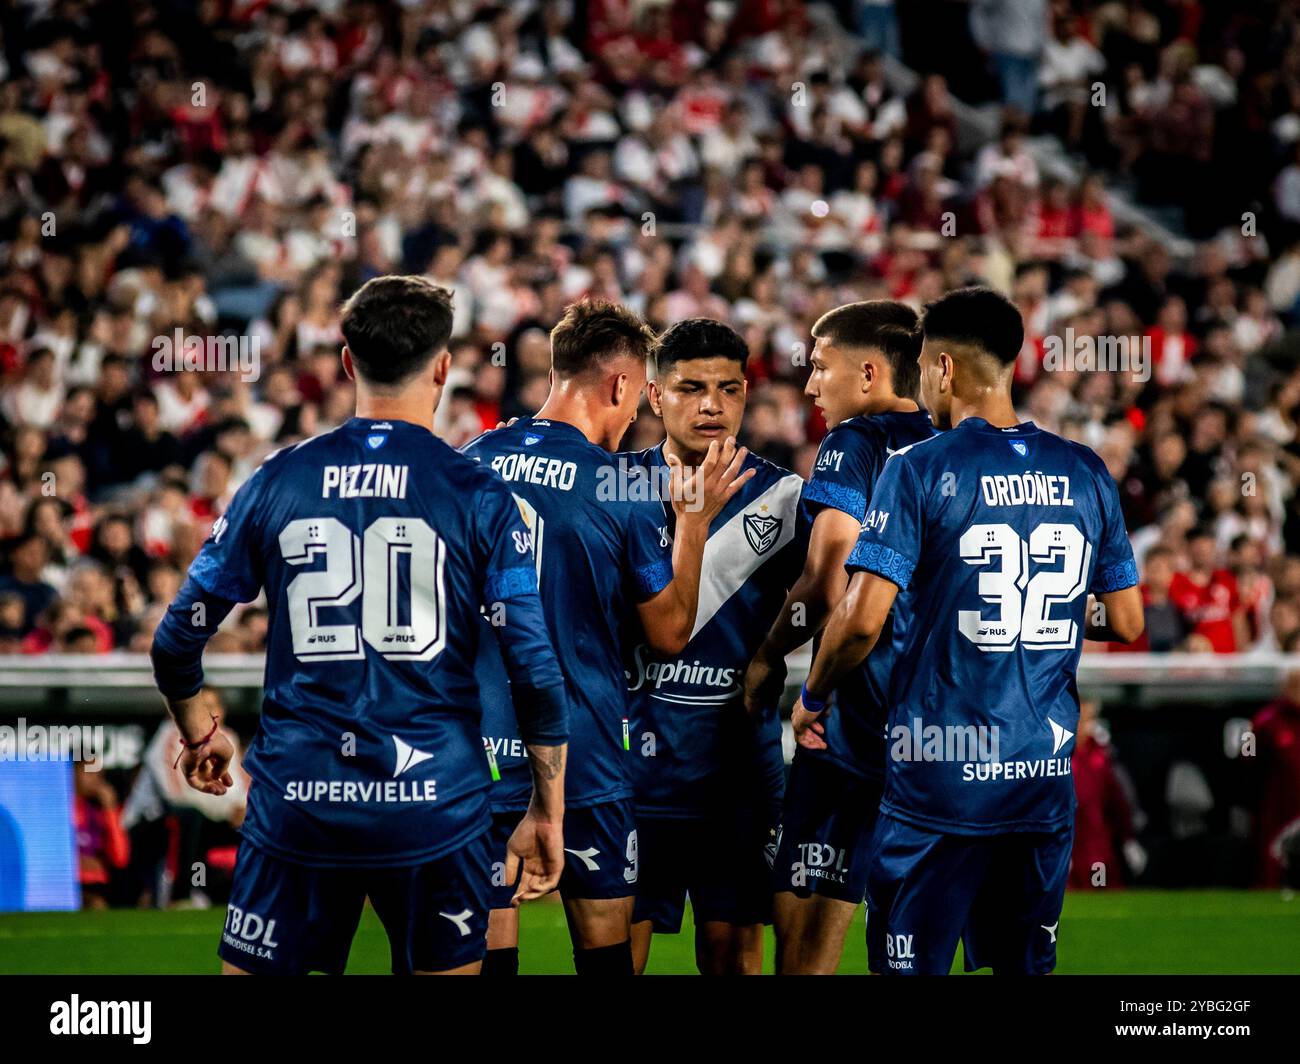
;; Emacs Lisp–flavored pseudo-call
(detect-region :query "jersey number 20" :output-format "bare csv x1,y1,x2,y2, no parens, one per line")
279,516,446,662
957,522,1091,652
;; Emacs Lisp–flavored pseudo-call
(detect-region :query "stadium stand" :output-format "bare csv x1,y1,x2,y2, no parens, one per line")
0,0,1298,899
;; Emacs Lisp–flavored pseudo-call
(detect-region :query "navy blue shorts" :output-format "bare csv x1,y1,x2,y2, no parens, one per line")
632,807,778,934
486,810,523,910
866,814,1073,976
219,833,492,975
772,753,883,904
485,799,638,909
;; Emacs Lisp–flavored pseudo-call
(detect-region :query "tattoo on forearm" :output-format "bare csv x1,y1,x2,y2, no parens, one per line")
527,744,565,781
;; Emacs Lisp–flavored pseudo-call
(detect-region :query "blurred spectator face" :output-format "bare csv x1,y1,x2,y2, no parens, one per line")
10,535,49,580
67,564,111,616
133,392,161,431
1187,533,1218,572
1153,432,1186,476
97,517,132,557
27,349,56,388
0,593,25,633
147,564,181,605
1144,549,1176,594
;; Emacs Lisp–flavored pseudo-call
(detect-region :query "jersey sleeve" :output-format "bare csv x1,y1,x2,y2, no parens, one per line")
187,468,266,603
1089,468,1139,594
473,477,568,743
801,424,882,522
624,499,673,601
843,454,923,591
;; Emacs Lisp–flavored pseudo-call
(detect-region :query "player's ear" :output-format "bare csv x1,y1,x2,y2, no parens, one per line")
431,349,451,387
611,371,627,409
861,358,875,394
647,378,663,417
340,346,356,382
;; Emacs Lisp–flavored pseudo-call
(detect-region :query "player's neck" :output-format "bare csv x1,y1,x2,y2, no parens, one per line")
535,394,609,449
354,386,439,434
859,395,919,417
951,393,1020,430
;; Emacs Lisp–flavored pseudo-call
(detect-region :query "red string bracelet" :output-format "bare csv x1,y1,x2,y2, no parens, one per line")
173,713,220,771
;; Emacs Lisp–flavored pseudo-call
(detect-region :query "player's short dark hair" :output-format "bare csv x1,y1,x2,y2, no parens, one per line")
811,300,922,399
921,287,1024,365
654,318,749,376
549,299,656,379
340,275,455,386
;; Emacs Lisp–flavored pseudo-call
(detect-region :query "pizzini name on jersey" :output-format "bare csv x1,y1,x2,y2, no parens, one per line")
322,463,410,499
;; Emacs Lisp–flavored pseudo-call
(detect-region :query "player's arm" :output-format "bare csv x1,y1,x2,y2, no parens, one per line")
150,578,239,794
742,505,861,717
793,571,900,750
150,470,266,795
1084,587,1145,644
1084,470,1144,645
490,601,569,903
478,484,570,902
791,451,922,749
635,436,755,655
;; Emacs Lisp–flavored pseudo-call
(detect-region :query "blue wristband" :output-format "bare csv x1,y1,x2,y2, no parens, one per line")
799,682,829,715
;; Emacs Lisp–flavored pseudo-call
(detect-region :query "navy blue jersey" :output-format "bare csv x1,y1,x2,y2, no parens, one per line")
846,417,1138,835
803,411,936,780
464,418,673,811
186,417,560,868
622,444,808,819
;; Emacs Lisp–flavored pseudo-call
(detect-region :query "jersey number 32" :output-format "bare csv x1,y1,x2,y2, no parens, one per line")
957,522,1091,652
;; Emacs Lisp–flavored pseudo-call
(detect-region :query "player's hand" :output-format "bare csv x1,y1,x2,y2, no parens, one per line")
791,696,827,751
493,417,520,430
742,650,787,720
179,729,236,795
505,807,564,904
670,436,756,525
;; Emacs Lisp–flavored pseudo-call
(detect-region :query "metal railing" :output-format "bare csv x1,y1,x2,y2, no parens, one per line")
1,652,1298,712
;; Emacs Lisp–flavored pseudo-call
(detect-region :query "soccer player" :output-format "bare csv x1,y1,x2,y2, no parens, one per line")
150,276,569,975
464,301,754,977
623,319,807,975
794,287,1144,975
742,300,934,974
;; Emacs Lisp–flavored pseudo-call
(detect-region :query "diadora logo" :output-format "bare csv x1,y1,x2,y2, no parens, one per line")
439,909,474,937
743,507,782,555
1048,718,1074,756
1042,920,1059,944
392,735,433,777
886,932,916,970
366,434,387,450
1009,439,1028,457
565,846,601,871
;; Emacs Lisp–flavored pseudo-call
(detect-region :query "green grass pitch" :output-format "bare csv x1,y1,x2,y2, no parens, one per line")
1,890,1297,974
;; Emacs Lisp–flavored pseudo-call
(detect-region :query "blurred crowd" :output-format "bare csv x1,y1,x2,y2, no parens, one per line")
0,0,1298,660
